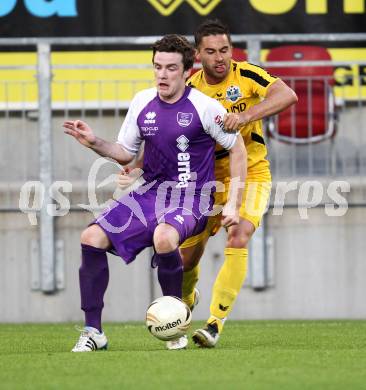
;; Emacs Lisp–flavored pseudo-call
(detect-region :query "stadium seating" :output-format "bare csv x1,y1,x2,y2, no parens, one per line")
230,47,247,61
265,45,337,144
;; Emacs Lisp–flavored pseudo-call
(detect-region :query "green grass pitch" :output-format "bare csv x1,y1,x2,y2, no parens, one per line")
1,320,366,389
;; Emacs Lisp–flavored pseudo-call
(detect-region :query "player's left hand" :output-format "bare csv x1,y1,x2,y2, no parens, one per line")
221,203,240,228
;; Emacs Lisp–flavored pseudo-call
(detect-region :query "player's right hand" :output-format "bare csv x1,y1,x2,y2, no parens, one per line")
221,203,240,228
117,167,144,190
223,113,240,133
62,120,96,148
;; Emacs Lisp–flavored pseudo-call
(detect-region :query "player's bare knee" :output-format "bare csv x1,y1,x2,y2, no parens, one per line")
80,224,109,249
227,219,255,248
226,235,249,248
154,236,176,253
154,224,179,253
226,228,251,248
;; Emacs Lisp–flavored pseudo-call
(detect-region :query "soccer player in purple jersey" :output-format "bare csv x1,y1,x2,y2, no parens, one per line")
63,34,246,352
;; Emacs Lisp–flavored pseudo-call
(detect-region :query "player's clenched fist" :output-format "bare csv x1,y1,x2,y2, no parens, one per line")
223,112,252,133
221,203,240,228
117,167,144,190
223,113,240,133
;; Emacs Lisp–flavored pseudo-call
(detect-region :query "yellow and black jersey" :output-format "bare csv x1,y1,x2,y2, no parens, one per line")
188,61,277,180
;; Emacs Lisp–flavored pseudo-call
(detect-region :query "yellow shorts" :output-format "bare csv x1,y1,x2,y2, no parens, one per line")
180,171,272,249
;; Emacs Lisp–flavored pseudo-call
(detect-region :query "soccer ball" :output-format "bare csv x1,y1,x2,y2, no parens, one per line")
146,296,192,341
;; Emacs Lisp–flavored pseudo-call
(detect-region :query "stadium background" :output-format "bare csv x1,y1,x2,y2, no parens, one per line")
1,0,366,325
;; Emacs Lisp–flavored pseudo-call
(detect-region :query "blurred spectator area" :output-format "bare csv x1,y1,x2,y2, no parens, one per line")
262,44,366,178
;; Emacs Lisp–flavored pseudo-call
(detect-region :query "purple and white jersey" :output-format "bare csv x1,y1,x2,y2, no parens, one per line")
117,86,237,193
94,86,238,261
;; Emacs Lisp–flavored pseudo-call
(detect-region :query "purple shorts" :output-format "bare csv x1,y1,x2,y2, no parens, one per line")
93,188,208,264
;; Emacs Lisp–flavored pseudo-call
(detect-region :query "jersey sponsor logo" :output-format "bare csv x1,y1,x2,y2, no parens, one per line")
141,126,159,136
176,134,189,152
144,111,156,124
176,137,191,188
177,112,193,127
214,114,225,131
228,102,247,113
215,92,226,102
226,85,242,102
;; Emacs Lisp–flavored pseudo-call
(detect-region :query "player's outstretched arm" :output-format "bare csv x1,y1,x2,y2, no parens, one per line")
63,119,134,165
238,79,298,127
222,135,247,228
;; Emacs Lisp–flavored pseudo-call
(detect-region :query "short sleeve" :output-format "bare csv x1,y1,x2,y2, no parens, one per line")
116,95,142,155
202,98,238,150
240,63,278,98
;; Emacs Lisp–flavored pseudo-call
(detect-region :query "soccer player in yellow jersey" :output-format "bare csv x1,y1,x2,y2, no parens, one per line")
180,19,298,347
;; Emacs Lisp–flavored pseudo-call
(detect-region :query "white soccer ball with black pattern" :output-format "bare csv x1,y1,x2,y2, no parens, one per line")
146,296,192,341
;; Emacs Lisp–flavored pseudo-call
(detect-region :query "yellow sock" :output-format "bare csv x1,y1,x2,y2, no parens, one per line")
182,264,200,308
209,248,248,330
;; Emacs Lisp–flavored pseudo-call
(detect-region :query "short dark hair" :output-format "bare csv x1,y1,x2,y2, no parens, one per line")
194,19,232,48
152,34,195,71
